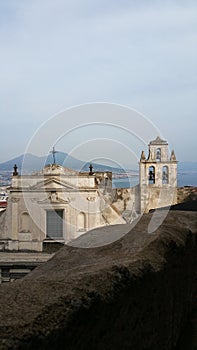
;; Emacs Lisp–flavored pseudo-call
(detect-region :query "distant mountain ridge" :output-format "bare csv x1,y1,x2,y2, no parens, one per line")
0,152,128,174
0,153,196,174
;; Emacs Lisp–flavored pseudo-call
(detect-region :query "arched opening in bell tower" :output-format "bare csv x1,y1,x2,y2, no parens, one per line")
156,148,161,161
162,166,169,184
148,166,155,184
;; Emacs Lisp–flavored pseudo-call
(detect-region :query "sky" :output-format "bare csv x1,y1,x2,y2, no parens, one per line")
0,0,197,167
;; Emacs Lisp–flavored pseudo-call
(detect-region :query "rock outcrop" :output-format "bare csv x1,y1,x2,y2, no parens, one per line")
0,209,196,350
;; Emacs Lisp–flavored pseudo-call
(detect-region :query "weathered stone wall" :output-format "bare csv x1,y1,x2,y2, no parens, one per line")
112,187,197,217
112,185,140,214
0,210,196,350
1,164,127,252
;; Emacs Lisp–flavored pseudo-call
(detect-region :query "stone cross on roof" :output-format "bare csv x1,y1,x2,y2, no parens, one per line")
50,147,58,164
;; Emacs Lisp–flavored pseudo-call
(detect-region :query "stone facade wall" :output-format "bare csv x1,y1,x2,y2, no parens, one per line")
0,168,124,251
1,189,107,250
12,174,97,189
139,137,178,213
140,162,177,213
111,185,140,217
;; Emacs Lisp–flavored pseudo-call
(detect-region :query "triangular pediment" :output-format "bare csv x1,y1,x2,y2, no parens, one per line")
29,177,77,191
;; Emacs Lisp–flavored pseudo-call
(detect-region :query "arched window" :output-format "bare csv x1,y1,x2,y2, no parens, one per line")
162,166,169,184
156,148,161,161
77,212,86,231
21,212,30,232
148,166,155,184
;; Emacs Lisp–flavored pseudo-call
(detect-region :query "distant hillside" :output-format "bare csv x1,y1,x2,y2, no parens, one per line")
0,154,44,172
1,153,196,175
0,152,127,174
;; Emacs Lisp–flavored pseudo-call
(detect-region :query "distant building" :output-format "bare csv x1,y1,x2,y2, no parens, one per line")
0,137,177,252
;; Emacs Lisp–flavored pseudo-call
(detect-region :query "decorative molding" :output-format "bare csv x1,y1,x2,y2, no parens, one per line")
87,197,96,201
31,198,39,202
11,198,20,203
50,192,58,203
37,195,70,205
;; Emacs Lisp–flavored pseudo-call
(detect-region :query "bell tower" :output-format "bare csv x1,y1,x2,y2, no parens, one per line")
139,136,177,213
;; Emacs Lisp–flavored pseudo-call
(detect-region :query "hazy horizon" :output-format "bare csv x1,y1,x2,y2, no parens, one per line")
1,149,197,167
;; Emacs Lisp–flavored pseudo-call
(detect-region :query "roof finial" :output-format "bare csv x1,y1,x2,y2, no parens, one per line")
89,163,94,175
50,146,58,164
140,151,146,161
170,150,176,161
13,164,18,176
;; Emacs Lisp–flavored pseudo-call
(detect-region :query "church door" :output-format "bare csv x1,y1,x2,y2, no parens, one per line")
46,210,63,238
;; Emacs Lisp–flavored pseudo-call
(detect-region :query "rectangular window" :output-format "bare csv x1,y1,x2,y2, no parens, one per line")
46,210,63,238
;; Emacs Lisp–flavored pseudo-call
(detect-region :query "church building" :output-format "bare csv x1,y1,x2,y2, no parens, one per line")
0,136,177,252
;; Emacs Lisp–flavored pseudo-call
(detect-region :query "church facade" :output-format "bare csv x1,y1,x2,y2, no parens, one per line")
0,137,177,252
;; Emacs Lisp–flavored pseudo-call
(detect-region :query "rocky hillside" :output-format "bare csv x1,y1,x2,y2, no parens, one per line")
0,209,196,350
177,187,197,203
